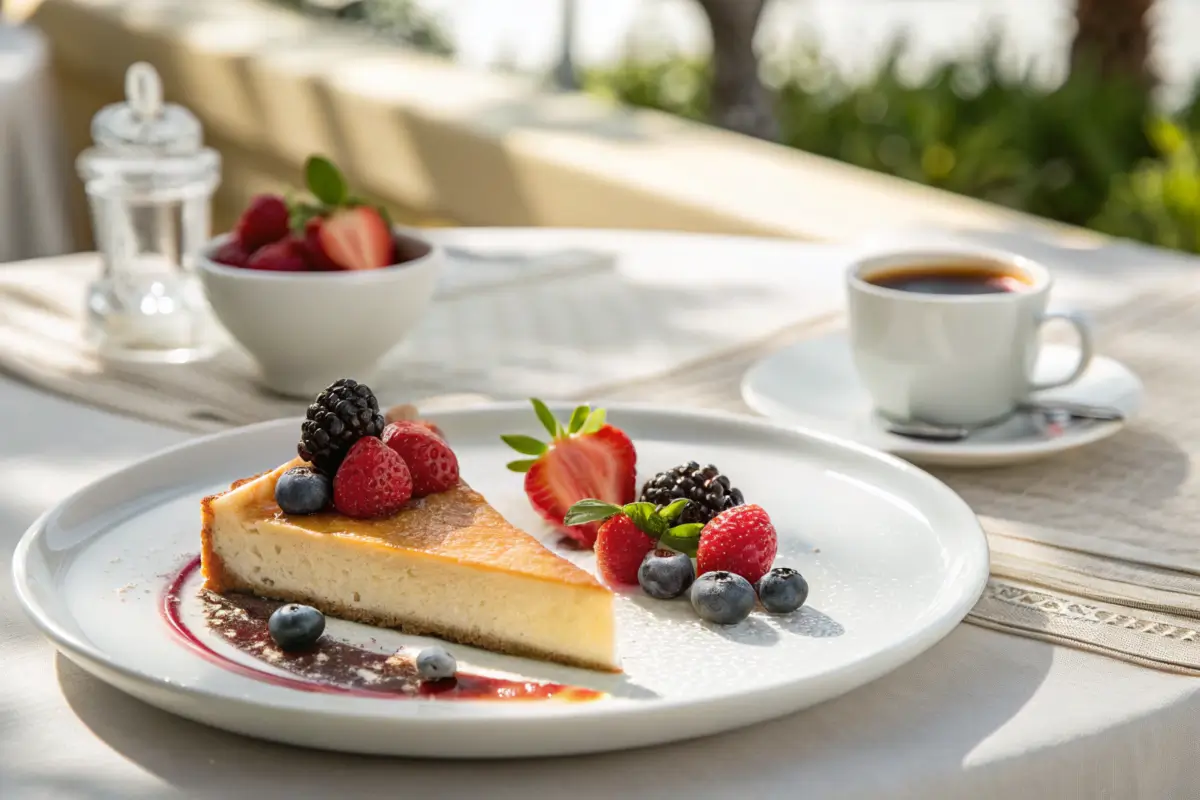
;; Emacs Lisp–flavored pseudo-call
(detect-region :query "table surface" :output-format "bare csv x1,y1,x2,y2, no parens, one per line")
4,229,1200,799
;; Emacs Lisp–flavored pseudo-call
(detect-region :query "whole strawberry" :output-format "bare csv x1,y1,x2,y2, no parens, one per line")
212,239,251,268
333,436,413,518
594,515,656,586
235,194,290,252
696,504,778,584
382,421,459,497
564,499,697,586
503,400,636,548
248,236,307,272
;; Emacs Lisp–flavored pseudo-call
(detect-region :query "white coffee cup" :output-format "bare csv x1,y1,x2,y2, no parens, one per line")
846,249,1093,427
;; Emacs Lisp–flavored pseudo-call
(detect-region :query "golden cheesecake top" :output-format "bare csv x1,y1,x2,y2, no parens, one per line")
211,459,608,592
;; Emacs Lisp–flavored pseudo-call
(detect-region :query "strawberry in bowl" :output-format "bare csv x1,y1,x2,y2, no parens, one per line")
196,155,443,398
212,155,407,273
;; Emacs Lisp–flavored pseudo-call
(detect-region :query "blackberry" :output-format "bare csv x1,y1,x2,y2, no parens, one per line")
640,461,745,526
298,379,385,475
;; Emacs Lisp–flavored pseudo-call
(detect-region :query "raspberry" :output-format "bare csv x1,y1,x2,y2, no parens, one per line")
594,515,657,586
247,236,307,272
381,421,459,497
696,504,778,584
332,437,413,519
235,194,291,252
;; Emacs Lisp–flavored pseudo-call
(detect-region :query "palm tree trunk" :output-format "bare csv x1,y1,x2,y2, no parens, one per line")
693,0,777,141
1071,0,1156,89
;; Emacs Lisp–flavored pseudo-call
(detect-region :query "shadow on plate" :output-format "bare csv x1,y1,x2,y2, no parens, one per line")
773,606,846,639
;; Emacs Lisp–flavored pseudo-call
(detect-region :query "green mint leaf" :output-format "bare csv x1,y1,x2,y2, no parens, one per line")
501,434,546,456
568,405,590,433
659,498,690,521
506,458,537,473
622,502,667,538
305,155,348,207
530,398,561,438
659,523,703,557
645,514,668,538
563,499,623,526
579,407,607,435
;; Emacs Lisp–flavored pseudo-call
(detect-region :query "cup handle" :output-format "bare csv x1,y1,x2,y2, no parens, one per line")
1030,311,1093,391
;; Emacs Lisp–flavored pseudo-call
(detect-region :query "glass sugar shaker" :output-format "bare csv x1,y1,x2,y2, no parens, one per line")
77,62,221,363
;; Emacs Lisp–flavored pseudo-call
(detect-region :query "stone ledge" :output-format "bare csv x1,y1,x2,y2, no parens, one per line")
33,0,1101,244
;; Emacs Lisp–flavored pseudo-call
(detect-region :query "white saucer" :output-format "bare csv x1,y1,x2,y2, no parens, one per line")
742,333,1143,468
12,404,987,758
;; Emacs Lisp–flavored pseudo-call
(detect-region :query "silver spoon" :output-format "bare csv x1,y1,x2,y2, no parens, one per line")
885,401,1125,442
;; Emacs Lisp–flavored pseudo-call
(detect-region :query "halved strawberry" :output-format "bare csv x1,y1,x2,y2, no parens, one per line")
318,206,393,271
503,400,636,547
302,216,341,271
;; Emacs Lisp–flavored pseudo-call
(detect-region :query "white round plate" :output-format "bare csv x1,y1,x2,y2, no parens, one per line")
742,332,1143,468
13,404,987,758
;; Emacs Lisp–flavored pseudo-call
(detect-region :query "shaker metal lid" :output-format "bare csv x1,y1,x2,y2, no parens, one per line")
90,62,204,154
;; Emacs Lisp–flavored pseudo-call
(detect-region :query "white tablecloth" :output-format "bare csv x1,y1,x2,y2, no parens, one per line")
3,230,1200,798
0,22,73,262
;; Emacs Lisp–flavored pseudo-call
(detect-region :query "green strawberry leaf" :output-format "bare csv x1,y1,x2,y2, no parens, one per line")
501,434,546,456
563,499,624,526
305,155,348,207
530,398,562,438
376,204,395,231
658,498,690,521
579,407,607,435
506,458,538,473
568,405,590,433
658,523,703,557
623,502,667,538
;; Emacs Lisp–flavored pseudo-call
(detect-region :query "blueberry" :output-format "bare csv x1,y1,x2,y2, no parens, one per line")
689,571,755,625
756,567,809,614
415,646,457,681
275,466,331,515
638,549,695,600
267,604,325,651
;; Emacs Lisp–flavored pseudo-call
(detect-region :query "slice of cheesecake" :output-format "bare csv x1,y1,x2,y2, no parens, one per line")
200,459,618,672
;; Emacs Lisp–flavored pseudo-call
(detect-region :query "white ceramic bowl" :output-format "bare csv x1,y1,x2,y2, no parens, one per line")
196,230,443,397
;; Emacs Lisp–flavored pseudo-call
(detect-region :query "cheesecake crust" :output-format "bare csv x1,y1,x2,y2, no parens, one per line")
206,574,619,673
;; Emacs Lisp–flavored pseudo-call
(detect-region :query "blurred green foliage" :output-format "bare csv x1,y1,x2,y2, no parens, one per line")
278,0,454,56
1093,119,1200,251
584,36,1200,253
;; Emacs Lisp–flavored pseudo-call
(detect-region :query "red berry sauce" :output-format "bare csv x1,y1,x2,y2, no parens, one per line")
162,556,601,702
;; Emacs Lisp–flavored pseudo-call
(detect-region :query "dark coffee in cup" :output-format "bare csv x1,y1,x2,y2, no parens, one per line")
866,264,1031,296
